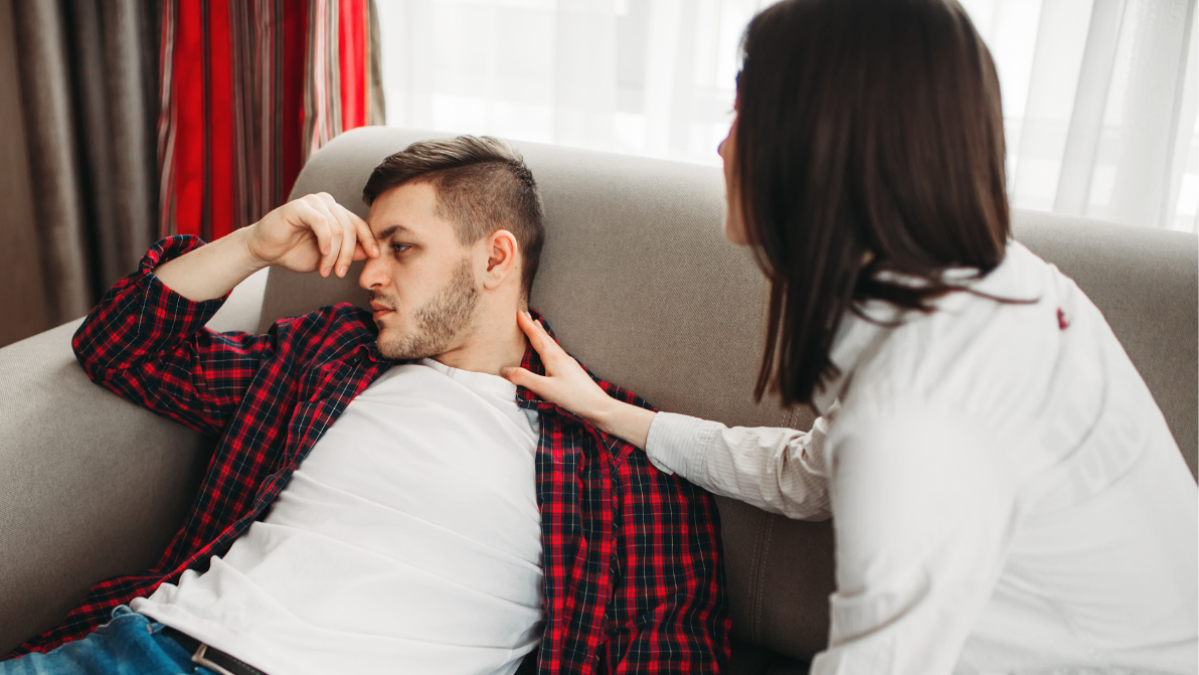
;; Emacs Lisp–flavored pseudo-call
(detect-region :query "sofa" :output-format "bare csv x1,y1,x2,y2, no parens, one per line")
2,126,1196,673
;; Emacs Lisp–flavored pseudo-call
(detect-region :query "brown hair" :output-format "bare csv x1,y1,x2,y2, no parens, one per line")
362,135,545,296
736,0,1010,406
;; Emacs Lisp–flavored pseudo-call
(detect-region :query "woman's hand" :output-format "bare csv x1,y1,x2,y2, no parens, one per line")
502,310,657,449
501,311,613,419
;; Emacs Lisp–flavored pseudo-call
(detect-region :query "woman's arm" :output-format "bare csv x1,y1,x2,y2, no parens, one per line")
645,410,833,520
502,311,831,519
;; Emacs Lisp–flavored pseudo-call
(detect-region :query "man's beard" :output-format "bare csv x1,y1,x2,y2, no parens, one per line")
375,257,479,360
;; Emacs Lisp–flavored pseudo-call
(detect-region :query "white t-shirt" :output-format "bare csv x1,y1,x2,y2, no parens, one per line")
647,241,1198,675
134,359,545,675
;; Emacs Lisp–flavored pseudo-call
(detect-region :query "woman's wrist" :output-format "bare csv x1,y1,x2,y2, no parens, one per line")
591,397,657,450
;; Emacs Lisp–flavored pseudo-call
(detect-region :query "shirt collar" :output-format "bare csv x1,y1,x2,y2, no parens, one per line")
811,302,895,414
356,341,383,363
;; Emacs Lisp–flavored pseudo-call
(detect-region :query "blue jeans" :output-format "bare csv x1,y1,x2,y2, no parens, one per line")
0,607,217,675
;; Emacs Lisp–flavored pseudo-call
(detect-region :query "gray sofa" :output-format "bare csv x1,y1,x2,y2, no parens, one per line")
2,126,1196,673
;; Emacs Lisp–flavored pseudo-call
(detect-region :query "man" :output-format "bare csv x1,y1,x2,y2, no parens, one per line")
5,137,729,674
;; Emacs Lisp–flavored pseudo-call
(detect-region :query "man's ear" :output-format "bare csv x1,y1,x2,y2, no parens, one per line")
480,229,520,290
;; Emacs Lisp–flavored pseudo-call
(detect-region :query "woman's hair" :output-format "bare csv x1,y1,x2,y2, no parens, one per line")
736,0,1010,407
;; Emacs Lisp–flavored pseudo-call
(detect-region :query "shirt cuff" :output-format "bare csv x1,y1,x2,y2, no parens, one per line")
135,235,230,338
645,411,714,478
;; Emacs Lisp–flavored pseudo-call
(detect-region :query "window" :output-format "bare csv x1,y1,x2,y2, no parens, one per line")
377,0,1198,231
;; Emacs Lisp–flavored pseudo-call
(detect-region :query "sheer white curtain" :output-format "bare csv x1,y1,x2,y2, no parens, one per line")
374,0,765,166
966,0,1199,231
376,0,1199,232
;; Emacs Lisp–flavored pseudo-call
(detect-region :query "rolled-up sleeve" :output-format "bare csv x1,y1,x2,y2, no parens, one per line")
72,235,280,437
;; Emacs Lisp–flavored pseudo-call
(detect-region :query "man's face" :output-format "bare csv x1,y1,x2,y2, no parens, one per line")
360,181,480,360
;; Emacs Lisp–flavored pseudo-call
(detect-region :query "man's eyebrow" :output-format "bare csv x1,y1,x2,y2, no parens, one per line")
376,224,413,241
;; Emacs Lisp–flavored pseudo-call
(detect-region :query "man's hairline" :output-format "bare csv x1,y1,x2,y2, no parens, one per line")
370,179,525,262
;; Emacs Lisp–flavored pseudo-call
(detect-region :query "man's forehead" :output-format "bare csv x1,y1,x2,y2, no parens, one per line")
367,182,451,239
373,223,415,240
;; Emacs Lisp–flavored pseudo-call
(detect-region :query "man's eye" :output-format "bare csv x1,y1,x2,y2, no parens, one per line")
392,243,411,254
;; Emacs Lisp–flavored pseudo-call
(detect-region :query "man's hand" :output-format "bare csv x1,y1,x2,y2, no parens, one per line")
154,193,381,303
245,192,379,278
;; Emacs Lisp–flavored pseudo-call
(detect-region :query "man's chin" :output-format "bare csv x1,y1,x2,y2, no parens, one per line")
377,329,437,361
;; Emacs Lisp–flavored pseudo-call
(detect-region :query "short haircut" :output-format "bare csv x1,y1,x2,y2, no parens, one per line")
362,135,545,297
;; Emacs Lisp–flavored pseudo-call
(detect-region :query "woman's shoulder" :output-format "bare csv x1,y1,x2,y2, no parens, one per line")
838,242,1085,437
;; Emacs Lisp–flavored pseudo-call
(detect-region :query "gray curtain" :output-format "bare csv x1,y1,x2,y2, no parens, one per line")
9,0,160,329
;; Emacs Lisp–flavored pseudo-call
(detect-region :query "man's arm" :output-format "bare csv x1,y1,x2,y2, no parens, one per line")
72,193,378,436
154,192,377,301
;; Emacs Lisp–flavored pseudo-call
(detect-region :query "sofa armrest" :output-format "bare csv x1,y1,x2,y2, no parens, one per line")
204,267,268,334
0,320,212,656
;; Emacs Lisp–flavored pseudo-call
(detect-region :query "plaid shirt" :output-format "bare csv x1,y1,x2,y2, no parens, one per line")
12,235,730,674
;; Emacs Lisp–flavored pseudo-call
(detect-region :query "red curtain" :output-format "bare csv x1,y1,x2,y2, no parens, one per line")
158,0,381,241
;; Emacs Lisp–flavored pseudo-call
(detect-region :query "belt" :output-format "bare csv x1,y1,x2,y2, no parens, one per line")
161,626,269,675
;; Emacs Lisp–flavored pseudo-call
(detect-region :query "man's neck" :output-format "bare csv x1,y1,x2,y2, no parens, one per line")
430,308,528,377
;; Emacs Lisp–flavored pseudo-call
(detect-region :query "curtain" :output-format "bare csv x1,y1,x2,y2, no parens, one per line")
158,0,385,242
376,0,773,167
376,0,1197,233
7,0,160,329
965,0,1199,232
0,0,384,347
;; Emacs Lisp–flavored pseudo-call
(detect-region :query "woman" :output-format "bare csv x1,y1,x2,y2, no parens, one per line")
502,0,1199,672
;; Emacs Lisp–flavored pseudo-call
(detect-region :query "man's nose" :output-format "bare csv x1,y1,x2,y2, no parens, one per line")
358,255,387,291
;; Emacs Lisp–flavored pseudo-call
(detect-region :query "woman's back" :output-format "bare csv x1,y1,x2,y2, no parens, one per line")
826,240,1198,673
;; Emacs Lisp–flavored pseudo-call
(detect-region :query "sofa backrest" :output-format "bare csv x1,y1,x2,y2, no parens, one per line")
259,126,1198,661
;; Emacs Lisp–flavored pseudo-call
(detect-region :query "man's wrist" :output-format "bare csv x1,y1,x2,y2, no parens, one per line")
154,227,270,302
233,226,271,273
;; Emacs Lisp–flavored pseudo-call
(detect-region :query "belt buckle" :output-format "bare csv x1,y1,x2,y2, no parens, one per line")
191,643,241,675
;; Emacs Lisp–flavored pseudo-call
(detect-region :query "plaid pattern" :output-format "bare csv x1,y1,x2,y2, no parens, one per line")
10,235,730,674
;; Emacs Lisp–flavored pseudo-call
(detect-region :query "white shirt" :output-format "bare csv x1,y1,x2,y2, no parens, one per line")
646,241,1198,675
134,359,545,675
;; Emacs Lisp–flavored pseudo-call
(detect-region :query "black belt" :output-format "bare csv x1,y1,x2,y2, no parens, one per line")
162,626,269,675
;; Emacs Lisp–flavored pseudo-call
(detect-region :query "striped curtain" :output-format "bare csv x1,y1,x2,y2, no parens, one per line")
157,0,384,241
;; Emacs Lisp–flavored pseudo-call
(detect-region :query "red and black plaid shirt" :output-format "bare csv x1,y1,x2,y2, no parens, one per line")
12,235,730,673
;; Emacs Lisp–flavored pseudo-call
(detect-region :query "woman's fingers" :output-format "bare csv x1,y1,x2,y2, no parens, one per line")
516,310,567,366
508,309,616,422
500,366,550,397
